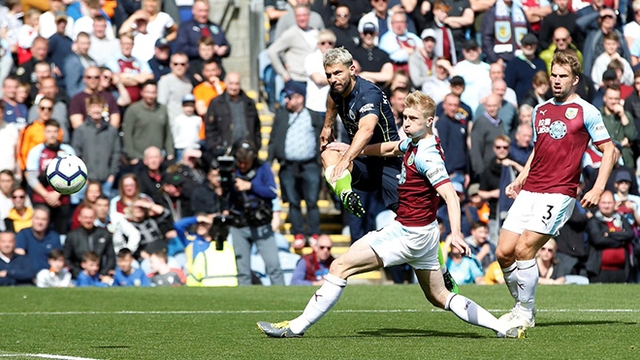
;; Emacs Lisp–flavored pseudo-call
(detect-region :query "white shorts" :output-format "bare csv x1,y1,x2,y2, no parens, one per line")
363,220,440,271
502,190,575,236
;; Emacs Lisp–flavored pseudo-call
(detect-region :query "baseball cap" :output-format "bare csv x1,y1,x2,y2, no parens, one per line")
155,38,170,48
463,39,479,51
421,28,437,41
468,183,480,197
521,33,538,46
602,69,617,81
182,94,195,104
615,171,632,183
361,22,377,34
452,182,464,193
283,81,306,98
450,75,465,86
55,12,68,23
162,172,185,187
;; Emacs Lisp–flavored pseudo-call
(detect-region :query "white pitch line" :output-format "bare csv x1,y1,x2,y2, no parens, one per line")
0,309,638,316
0,353,100,360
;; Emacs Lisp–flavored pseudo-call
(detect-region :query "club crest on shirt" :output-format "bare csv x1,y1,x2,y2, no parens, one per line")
407,152,415,166
565,108,578,120
348,109,355,120
549,120,567,139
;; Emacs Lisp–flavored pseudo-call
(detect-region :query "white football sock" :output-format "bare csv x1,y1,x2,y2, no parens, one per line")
289,274,347,334
445,293,508,334
514,259,538,317
502,262,519,303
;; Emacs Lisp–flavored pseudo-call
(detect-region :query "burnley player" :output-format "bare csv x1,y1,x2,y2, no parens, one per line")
320,47,401,218
496,51,616,330
257,91,525,339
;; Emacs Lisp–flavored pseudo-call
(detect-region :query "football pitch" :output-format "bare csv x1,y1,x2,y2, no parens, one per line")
0,285,638,360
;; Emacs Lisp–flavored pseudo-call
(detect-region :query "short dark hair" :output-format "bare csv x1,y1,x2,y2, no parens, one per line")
140,79,157,90
82,251,100,263
48,248,65,260
43,119,60,129
117,248,133,259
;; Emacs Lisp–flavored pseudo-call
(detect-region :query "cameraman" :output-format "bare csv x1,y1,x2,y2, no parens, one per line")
229,141,284,286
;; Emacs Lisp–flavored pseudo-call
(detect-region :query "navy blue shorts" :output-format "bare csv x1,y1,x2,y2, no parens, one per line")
351,156,401,211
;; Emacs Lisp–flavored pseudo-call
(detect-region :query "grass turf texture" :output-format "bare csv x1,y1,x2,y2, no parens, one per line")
0,285,638,360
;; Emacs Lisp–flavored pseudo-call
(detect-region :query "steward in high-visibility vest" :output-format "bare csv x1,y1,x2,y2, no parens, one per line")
187,241,238,287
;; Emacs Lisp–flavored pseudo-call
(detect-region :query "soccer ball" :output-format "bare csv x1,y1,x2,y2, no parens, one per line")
46,155,88,195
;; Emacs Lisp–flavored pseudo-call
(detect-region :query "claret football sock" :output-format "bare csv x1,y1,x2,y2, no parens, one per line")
289,274,347,334
324,165,353,197
502,262,519,302
515,259,538,316
445,293,506,333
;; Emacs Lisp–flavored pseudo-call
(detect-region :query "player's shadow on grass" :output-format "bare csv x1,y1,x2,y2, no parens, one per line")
536,320,637,328
356,328,484,339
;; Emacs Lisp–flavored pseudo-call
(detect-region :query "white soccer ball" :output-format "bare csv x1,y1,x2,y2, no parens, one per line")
46,155,88,195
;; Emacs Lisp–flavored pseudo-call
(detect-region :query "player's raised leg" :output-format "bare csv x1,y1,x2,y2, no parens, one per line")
257,238,382,337
321,148,364,217
415,269,524,338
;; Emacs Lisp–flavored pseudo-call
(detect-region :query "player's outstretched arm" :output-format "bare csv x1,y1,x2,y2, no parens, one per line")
581,141,617,208
436,182,471,257
360,141,402,157
320,96,338,150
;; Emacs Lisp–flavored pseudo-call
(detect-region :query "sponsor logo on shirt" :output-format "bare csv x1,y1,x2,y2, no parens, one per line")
359,103,374,114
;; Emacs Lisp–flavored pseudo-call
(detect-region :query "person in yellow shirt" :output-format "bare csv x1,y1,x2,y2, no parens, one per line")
17,96,63,171
3,187,33,233
193,59,225,116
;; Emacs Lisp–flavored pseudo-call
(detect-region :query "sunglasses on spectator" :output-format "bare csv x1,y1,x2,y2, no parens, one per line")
39,106,52,111
319,246,332,250
172,62,187,66
494,145,509,150
12,195,25,199
85,75,100,79
554,37,569,42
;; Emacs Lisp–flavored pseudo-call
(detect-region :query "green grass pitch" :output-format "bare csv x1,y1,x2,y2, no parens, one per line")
0,284,638,359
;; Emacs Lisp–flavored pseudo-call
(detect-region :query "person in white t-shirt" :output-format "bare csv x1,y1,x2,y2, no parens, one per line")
170,94,202,161
304,29,335,117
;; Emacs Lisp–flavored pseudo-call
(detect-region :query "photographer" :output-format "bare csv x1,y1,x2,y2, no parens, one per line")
228,141,284,286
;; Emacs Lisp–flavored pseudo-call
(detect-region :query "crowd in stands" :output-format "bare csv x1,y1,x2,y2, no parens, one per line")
1,0,640,287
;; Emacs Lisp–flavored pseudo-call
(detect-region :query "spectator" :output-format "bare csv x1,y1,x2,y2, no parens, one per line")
19,96,64,172
453,39,490,114
204,72,260,155
187,239,238,287
63,32,97,98
470,94,506,175
72,0,116,40
624,1,640,47
128,197,174,261
378,12,422,70
0,170,19,224
267,4,318,90
263,0,292,44
510,122,534,165
191,164,222,215
536,238,566,284
40,2,74,38
435,75,473,125
26,77,69,141
168,94,201,161
173,213,213,272
446,239,485,285
539,27,584,75
155,170,194,221
389,87,408,140
25,120,74,235
430,0,471,63
272,0,324,41
600,85,637,168
15,205,62,273
481,0,529,64
408,28,438,89
229,141,283,286
521,70,551,108
328,4,360,51
421,58,454,104
149,251,186,286
2,76,28,128
3,187,33,233
0,40,13,102
269,82,322,249
113,248,150,286
35,248,72,287
465,221,495,271
122,80,174,163
88,15,121,66
505,33,547,105
581,8,631,79
98,66,132,108
304,29,335,117
591,32,634,90
174,0,230,63
70,180,102,231
45,14,73,73
468,183,490,224
14,37,53,92
17,9,41,64
0,0,24,56
157,52,193,123
0,103,19,175
119,0,177,62
350,22,394,87
624,70,640,159
71,93,120,195
134,146,168,200
185,36,216,87
147,38,172,81
110,173,154,219
68,66,120,129
538,0,582,50
94,194,141,256
437,182,479,238
105,33,154,104
75,251,111,287
476,80,519,135
64,206,116,279
358,0,416,39
0,231,35,286
436,93,470,186
193,59,225,117
586,190,635,283
290,234,334,285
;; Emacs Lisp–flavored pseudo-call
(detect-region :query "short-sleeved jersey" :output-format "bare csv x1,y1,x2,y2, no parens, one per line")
396,136,450,227
525,97,611,197
330,76,399,144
